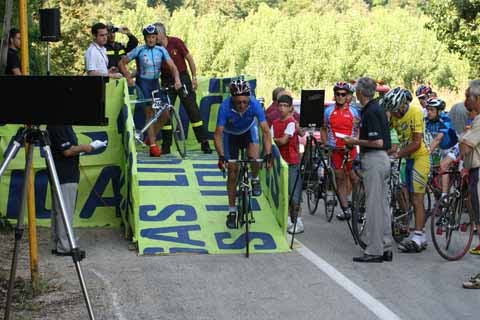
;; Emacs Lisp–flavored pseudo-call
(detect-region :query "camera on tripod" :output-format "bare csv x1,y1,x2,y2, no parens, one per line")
299,89,325,128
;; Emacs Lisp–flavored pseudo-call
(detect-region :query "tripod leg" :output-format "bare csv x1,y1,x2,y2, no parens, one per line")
0,128,26,178
4,141,33,320
41,142,95,320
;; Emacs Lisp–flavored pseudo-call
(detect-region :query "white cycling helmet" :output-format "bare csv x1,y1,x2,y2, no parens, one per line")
381,87,413,112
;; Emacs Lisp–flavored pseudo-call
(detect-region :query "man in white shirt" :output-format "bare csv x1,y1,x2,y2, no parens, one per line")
84,22,122,78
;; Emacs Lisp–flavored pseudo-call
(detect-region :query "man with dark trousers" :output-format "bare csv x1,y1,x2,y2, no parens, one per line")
343,77,392,263
154,22,212,154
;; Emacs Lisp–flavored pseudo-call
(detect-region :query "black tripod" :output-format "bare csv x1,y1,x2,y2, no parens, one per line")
0,127,95,320
289,127,358,249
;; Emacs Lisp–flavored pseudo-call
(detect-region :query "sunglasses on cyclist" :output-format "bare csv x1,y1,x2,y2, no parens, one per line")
335,92,348,97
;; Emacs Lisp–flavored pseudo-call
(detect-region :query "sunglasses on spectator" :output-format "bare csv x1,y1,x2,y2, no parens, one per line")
335,92,348,97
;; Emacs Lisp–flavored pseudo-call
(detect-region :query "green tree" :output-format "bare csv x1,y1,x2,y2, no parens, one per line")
426,0,480,77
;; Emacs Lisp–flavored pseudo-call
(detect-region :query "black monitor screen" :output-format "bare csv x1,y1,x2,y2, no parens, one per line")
300,89,325,128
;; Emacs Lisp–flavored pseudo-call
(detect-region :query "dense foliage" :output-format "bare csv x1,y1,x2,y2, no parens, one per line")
426,0,480,78
0,0,470,101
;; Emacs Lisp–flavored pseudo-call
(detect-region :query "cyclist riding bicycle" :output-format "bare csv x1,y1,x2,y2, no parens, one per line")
118,24,182,157
382,87,431,253
425,97,459,203
214,79,273,229
321,81,360,220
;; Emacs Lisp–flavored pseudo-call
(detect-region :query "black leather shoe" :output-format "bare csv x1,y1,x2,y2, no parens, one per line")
383,251,393,262
161,145,171,155
353,254,384,263
201,141,213,154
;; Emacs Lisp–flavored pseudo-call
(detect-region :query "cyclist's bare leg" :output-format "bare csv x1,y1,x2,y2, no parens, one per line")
440,157,453,194
247,143,260,178
227,163,239,207
145,105,156,144
334,169,349,208
348,170,359,194
411,192,426,230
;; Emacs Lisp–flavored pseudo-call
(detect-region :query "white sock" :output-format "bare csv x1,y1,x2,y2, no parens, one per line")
229,206,237,213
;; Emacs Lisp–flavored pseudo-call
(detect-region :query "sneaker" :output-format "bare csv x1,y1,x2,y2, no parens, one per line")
336,208,351,221
161,144,171,155
251,178,262,196
201,140,213,154
149,144,162,157
469,244,480,255
287,216,293,229
288,218,304,234
226,212,237,229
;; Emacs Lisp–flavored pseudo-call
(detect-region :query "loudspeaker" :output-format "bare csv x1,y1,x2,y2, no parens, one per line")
300,89,325,128
39,8,61,42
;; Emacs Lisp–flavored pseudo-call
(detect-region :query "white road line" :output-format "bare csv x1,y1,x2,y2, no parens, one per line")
296,241,402,320
91,269,128,320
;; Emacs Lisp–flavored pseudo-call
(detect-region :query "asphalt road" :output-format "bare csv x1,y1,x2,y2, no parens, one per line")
53,201,480,320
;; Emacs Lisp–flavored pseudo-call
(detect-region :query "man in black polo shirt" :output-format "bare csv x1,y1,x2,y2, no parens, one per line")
47,125,107,255
343,77,392,263
5,28,21,75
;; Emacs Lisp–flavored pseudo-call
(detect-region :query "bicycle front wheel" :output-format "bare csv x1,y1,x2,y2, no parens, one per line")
169,107,186,158
323,168,337,222
351,181,367,249
431,193,474,261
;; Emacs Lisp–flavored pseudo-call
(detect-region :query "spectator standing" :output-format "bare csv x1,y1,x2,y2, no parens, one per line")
343,77,392,263
5,28,21,75
155,22,212,154
272,95,304,234
46,125,107,255
105,24,138,69
84,22,122,78
449,101,469,135
460,80,480,289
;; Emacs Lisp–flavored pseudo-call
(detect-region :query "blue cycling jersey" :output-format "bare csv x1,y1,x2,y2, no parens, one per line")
425,112,458,150
217,96,266,135
127,45,171,80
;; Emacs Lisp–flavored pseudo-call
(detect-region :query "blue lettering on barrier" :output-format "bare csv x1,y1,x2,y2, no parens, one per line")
169,247,208,254
195,171,225,186
215,232,276,250
6,169,50,219
192,164,218,169
140,225,205,247
137,168,185,173
143,247,165,254
79,166,122,219
205,199,260,212
199,95,223,139
138,175,188,186
139,204,197,222
137,159,182,165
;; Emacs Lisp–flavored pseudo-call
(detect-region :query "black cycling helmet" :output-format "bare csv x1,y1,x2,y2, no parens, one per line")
142,24,157,37
426,98,446,111
229,79,251,96
415,85,432,98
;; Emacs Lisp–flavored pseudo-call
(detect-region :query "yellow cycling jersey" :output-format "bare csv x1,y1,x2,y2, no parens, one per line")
391,104,429,159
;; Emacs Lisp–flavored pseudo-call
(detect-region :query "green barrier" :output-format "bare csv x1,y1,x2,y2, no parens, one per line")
0,77,290,254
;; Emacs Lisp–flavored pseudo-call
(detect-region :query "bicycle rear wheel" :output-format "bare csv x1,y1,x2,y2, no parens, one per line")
323,168,337,222
242,190,250,258
431,192,474,261
351,181,367,249
169,107,186,158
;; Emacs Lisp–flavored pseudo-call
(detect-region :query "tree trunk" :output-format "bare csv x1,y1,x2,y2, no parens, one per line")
0,0,14,74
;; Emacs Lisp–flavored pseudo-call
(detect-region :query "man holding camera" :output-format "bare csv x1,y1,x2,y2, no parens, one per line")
105,24,138,70
154,22,212,154
46,125,107,256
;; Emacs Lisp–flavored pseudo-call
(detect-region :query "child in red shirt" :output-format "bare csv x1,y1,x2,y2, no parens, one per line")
272,95,304,234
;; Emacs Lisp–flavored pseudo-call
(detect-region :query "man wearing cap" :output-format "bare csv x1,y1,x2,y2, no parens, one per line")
105,24,138,69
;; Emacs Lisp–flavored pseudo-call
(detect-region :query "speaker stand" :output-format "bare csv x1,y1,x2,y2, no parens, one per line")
46,42,51,76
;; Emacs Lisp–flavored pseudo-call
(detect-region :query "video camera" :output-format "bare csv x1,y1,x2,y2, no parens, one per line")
107,25,120,33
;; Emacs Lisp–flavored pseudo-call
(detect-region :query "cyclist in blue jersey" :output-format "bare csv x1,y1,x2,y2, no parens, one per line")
425,98,459,203
214,80,273,229
119,24,182,157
